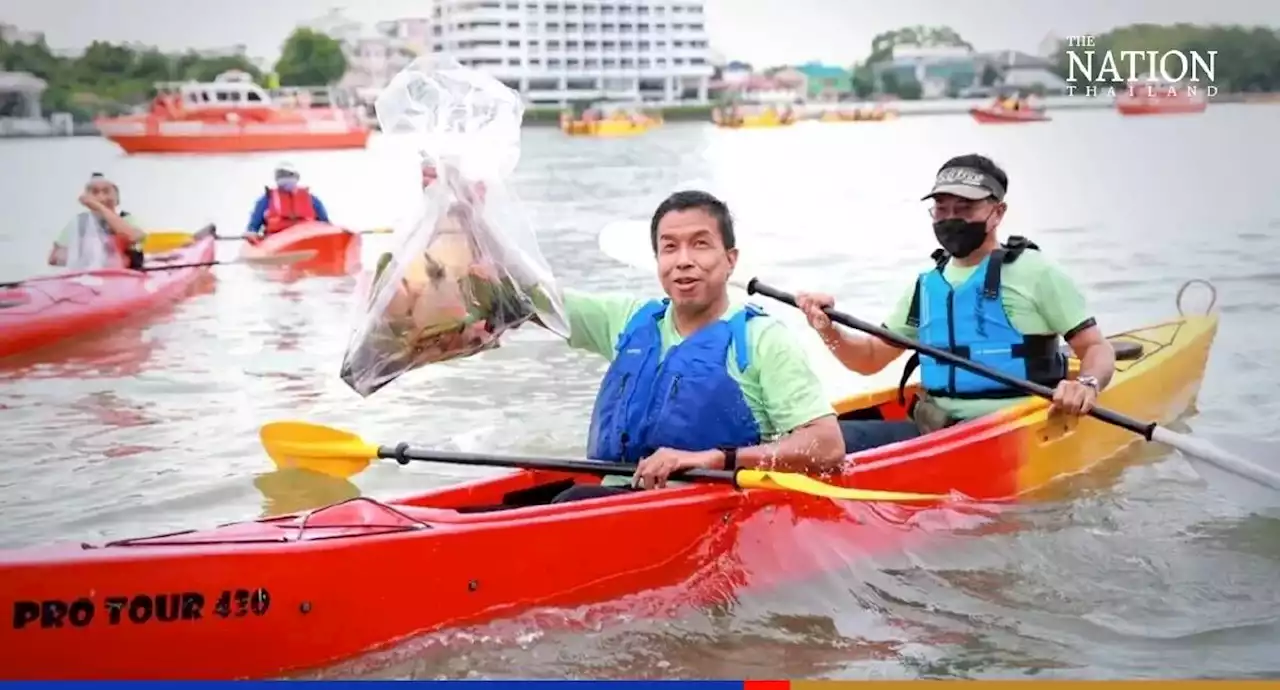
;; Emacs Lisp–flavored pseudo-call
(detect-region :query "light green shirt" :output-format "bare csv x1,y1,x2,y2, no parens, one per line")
883,250,1093,420
565,288,836,441
55,212,144,249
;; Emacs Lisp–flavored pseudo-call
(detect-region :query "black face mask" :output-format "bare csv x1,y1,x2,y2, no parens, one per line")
932,217,989,259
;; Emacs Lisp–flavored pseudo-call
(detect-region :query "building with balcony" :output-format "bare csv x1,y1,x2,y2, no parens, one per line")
428,0,714,107
794,62,853,102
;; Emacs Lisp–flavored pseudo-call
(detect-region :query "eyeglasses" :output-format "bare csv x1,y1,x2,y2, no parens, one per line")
927,199,999,220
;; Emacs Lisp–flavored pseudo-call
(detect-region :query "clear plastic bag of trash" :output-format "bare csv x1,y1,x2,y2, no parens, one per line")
339,57,569,398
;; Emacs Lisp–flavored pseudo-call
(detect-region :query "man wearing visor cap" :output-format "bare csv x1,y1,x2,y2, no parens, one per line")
244,161,331,239
795,154,1116,453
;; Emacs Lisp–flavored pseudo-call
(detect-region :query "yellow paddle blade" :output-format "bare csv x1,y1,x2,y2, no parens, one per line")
142,231,195,254
259,421,381,479
362,227,394,235
735,469,946,502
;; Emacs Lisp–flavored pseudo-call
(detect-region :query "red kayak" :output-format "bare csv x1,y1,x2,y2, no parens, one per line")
0,303,1222,679
1116,94,1207,116
240,222,361,275
969,106,1050,124
0,226,216,360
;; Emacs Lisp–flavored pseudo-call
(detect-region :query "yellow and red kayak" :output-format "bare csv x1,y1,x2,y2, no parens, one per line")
0,226,216,360
0,301,1219,679
240,222,361,275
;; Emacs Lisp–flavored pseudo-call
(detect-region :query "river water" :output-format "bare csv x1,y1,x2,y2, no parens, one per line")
1,104,1278,679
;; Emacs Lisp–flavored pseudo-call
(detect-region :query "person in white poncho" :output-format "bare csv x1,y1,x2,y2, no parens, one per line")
48,173,146,271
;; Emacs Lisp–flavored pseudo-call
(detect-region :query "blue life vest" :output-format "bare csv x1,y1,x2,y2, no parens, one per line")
897,237,1067,402
587,299,764,463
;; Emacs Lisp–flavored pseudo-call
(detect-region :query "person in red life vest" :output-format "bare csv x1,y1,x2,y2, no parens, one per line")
48,173,146,271
243,162,330,239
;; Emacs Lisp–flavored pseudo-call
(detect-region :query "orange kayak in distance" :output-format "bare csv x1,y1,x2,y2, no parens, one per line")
0,295,1220,679
969,106,1051,124
0,226,216,360
240,222,361,275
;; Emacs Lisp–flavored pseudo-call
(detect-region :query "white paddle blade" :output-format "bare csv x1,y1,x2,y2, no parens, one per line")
241,250,319,266
1152,426,1280,512
597,219,656,271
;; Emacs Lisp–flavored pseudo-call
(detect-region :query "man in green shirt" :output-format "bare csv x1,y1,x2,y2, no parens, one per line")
795,154,1116,453
415,170,844,500
560,190,845,499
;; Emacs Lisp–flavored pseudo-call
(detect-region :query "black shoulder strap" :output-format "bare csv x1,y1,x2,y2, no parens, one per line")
905,278,922,328
982,237,1041,300
897,352,919,405
983,249,1007,299
1001,235,1039,260
907,250,950,327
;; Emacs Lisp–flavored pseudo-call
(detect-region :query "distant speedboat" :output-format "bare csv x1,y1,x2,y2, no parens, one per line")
1115,76,1209,116
95,71,371,154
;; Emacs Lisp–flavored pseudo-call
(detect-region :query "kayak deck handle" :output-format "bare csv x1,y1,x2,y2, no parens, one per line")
1176,279,1217,316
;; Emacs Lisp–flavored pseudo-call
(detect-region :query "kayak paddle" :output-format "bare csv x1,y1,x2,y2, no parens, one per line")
144,227,395,253
258,421,948,503
0,251,318,289
740,278,1280,497
140,250,319,272
593,221,1278,503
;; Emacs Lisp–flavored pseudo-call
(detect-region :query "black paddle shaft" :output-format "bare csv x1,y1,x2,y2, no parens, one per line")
141,260,223,272
376,444,739,484
744,279,1158,441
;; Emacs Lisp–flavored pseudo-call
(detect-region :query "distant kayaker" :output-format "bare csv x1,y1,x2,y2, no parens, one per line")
418,166,846,498
795,154,1117,453
243,162,331,239
48,173,146,271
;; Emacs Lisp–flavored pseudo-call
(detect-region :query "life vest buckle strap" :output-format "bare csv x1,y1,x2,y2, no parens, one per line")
897,352,920,405
906,278,923,328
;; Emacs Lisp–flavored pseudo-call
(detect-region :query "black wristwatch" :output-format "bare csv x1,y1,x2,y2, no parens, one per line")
718,447,737,472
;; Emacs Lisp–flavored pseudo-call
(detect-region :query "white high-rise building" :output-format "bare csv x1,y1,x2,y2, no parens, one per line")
429,0,713,106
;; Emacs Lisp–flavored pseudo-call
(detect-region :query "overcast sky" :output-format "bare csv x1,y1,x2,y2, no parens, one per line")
1,0,1274,66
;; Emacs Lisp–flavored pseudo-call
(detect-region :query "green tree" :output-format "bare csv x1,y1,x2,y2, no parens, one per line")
981,62,1001,86
130,49,175,82
274,28,347,86
186,55,261,82
879,70,900,95
75,41,134,82
866,25,973,67
0,29,272,121
895,78,924,100
849,62,875,99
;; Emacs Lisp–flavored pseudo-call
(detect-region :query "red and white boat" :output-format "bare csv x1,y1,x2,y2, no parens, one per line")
1115,76,1209,116
968,105,1050,124
96,71,372,154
